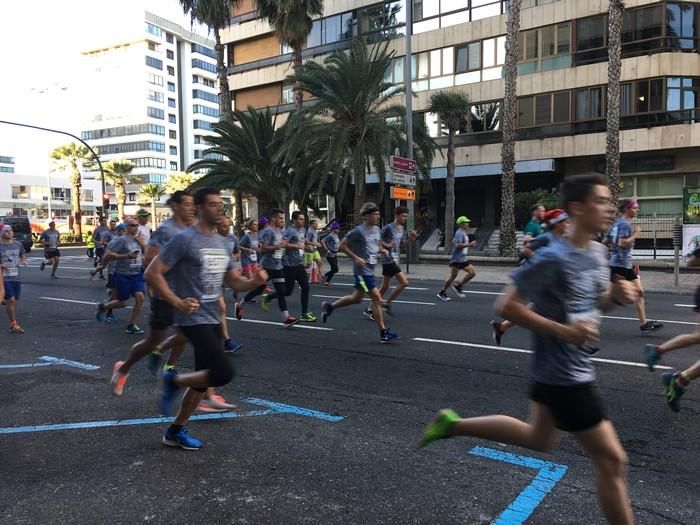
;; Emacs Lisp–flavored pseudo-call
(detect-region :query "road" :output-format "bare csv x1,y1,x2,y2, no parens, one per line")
1,248,698,524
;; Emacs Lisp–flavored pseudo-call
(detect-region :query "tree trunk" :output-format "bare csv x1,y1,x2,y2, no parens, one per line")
606,0,624,208
499,0,522,257
215,28,234,121
115,182,126,222
70,168,83,237
293,45,304,110
444,128,456,252
234,190,245,224
353,153,366,226
151,199,157,225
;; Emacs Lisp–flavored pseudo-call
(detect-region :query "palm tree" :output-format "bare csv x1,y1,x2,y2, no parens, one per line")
499,0,523,257
103,160,137,221
139,183,167,223
428,91,470,252
288,38,404,220
255,0,325,109
165,172,196,193
49,143,91,236
187,107,291,213
606,0,624,207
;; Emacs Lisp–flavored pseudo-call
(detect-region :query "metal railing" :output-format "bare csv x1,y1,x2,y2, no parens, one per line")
630,213,680,259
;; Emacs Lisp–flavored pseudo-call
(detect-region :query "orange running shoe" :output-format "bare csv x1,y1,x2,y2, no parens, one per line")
110,360,129,397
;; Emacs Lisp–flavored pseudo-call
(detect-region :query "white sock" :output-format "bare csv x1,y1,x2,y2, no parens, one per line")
281,310,289,321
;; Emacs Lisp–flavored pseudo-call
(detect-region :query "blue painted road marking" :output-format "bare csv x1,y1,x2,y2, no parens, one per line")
469,446,568,525
0,355,100,371
0,397,344,435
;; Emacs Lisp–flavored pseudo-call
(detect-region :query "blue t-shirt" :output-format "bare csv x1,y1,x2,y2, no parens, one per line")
239,232,259,267
283,226,306,267
344,224,380,276
158,226,233,326
258,227,284,271
608,218,634,269
380,222,404,265
510,240,610,386
450,229,470,263
0,241,25,282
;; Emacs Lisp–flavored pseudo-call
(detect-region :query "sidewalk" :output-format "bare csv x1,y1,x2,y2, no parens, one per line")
330,258,698,295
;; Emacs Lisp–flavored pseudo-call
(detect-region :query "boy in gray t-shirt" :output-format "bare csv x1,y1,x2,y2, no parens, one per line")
437,216,477,301
421,175,640,525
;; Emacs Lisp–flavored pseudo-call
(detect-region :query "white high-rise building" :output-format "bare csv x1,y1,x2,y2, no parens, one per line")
81,11,219,216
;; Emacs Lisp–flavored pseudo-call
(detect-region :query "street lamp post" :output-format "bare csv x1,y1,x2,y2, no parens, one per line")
404,1,415,271
0,119,107,218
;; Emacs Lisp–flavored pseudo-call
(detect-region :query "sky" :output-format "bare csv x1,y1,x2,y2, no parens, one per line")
0,0,208,176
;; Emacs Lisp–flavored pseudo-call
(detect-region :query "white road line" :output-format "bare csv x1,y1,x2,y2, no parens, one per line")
462,290,504,296
602,315,696,326
413,337,673,370
313,294,435,306
674,304,695,308
27,265,93,271
225,316,333,331
40,296,97,306
330,282,429,291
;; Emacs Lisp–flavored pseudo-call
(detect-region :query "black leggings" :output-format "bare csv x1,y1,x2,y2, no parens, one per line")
274,265,309,314
246,268,287,311
324,256,339,283
179,324,234,393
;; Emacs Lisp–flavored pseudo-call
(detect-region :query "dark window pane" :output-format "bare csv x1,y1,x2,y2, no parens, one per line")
525,29,538,59
307,20,321,47
577,16,605,50
557,23,571,54
622,10,635,43
518,96,534,127
541,26,555,57
635,80,649,113
323,15,341,44
649,79,663,112
341,13,355,39
535,94,552,125
553,92,570,122
620,83,633,115
636,6,663,41
455,46,469,73
575,89,589,120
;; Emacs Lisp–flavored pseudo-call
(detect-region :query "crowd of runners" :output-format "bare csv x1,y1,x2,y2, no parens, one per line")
1,176,699,524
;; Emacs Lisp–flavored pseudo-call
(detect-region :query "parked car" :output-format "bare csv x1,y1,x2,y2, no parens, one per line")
0,216,32,253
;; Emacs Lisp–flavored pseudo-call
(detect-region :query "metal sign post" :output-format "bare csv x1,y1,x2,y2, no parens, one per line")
389,156,418,274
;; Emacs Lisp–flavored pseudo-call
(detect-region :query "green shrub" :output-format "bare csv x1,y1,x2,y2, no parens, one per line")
514,188,560,230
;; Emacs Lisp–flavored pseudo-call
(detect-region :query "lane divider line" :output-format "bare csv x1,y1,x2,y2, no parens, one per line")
0,356,100,371
329,282,429,291
313,294,435,306
225,316,333,331
602,315,696,326
413,337,672,370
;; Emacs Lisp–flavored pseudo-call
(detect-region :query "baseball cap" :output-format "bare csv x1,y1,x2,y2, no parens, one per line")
116,223,127,231
136,209,151,217
456,216,471,225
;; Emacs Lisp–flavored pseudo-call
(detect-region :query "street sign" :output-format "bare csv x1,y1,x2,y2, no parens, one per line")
391,172,416,186
391,187,416,201
390,155,417,173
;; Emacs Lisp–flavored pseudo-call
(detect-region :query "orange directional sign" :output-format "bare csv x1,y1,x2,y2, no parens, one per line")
391,187,416,201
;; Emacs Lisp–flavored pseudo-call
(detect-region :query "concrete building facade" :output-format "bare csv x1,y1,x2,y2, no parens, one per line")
222,0,700,232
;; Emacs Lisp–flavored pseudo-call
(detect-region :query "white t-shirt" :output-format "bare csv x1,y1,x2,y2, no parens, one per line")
137,224,151,245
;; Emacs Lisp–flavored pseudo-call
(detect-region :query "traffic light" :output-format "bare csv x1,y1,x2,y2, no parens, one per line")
102,193,110,217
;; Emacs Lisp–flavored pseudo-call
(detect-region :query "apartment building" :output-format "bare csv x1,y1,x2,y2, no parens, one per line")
0,155,15,174
223,0,700,229
81,11,219,216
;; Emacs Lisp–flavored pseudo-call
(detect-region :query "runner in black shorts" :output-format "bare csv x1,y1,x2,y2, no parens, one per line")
437,216,477,301
145,188,268,450
421,175,639,525
39,221,61,279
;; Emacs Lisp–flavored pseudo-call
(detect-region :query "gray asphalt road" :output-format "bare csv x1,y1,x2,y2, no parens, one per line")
1,248,698,524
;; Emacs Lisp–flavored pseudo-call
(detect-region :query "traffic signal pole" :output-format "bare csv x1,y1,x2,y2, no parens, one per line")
404,0,414,273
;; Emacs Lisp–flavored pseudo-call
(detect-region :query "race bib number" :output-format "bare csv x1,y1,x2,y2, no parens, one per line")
250,252,257,262
368,254,376,265
299,249,304,258
200,249,229,301
274,249,283,260
462,247,468,256
5,267,18,277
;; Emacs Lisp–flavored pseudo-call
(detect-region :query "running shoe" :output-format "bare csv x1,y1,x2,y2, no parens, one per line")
661,371,686,412
224,339,243,353
452,283,466,298
98,274,106,280
380,328,399,344
8,323,25,334
382,303,393,317
323,281,331,288
110,361,128,396
160,369,180,416
40,261,46,272
283,316,299,328
89,270,96,281
640,321,664,333
490,320,504,346
363,308,375,321
95,302,106,322
437,291,451,302
162,364,177,374
234,302,244,320
50,274,58,280
261,294,271,312
419,409,461,448
198,395,237,412
644,344,661,371
126,324,145,335
300,312,317,322
105,312,118,323
163,426,201,451
147,352,162,376
321,301,333,323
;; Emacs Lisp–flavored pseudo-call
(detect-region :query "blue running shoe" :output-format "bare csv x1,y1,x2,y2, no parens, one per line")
95,303,106,322
321,301,333,323
105,313,118,323
662,372,686,413
645,344,661,371
224,339,243,353
147,352,162,376
126,324,145,335
162,426,201,451
380,328,399,344
160,370,180,416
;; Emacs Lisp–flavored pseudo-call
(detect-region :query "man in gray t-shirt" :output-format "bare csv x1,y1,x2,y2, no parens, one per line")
321,221,341,286
39,222,61,278
145,188,267,451
438,216,477,301
1,224,28,333
420,176,639,523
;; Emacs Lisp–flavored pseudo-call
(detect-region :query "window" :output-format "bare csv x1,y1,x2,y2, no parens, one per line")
147,107,164,120
307,20,322,47
0,156,14,164
192,59,216,73
146,90,163,103
575,86,604,120
384,57,405,84
193,120,212,130
167,65,175,76
202,77,215,88
170,161,178,171
11,185,29,199
97,141,165,155
192,89,219,103
518,96,535,127
191,43,217,59
128,193,136,203
282,85,294,104
470,102,501,132
166,49,174,60
359,1,406,39
0,166,14,173
166,32,174,44
193,104,219,117
456,41,481,73
576,16,606,51
168,98,176,108
148,42,158,51
129,158,166,169
169,130,177,139
169,146,177,155
146,23,162,37
81,124,165,140
82,189,95,202
148,73,163,86
666,77,700,111
667,3,697,50
413,0,506,33
323,15,341,44
622,5,663,43
518,91,570,127
168,114,177,124
146,56,163,70
632,78,664,113
552,91,571,122
167,82,175,92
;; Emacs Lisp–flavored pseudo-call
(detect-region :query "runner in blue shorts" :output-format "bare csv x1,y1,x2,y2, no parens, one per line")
0,224,28,333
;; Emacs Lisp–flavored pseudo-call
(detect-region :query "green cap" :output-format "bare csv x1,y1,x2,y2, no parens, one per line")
456,216,471,224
